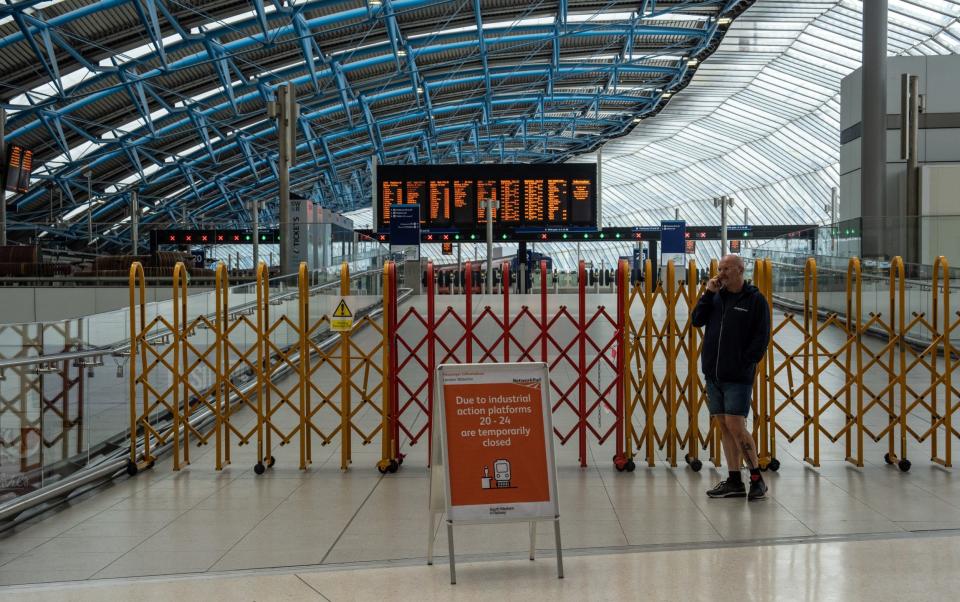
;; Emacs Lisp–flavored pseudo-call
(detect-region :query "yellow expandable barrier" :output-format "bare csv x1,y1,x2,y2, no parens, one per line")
129,260,396,475
129,255,958,476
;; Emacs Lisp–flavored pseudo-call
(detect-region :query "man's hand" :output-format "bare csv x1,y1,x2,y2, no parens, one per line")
705,276,722,293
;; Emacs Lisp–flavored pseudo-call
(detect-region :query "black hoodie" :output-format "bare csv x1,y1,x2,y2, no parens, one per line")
690,282,770,384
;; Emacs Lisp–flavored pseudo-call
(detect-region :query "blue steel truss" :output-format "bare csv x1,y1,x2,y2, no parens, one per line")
0,0,753,248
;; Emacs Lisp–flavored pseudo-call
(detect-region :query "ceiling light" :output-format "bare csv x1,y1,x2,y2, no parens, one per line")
718,17,732,26
687,58,699,67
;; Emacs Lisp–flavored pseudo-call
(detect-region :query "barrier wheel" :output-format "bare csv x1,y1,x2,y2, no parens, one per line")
898,459,911,472
267,456,276,468
625,459,636,472
613,456,627,472
768,458,781,472
377,464,388,474
690,458,703,472
254,462,266,475
125,460,138,477
388,459,400,474
884,453,894,465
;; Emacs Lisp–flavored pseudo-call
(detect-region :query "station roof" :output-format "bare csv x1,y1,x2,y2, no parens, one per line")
2,0,959,255
1,0,753,248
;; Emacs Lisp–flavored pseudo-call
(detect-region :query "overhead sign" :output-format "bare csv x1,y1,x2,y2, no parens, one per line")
442,242,453,255
389,203,420,260
153,229,280,245
376,163,597,234
330,298,353,332
190,249,205,269
660,220,686,255
685,239,696,254
4,144,33,194
429,362,563,582
729,239,742,253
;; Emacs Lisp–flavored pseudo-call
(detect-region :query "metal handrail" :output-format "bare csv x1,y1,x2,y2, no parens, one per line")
0,267,385,370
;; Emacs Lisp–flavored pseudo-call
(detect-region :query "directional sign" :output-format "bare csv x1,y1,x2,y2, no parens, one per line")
660,220,686,254
331,298,353,332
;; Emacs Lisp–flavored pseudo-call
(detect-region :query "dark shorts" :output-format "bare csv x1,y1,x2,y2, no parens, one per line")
705,379,752,418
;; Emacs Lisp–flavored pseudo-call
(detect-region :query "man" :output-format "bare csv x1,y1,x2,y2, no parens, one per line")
691,254,771,500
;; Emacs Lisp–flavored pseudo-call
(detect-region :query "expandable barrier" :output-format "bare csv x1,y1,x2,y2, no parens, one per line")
394,260,624,468
127,260,400,475
751,256,958,472
128,254,959,475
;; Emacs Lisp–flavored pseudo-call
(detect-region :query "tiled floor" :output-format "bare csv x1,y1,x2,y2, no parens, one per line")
2,294,959,590
2,418,960,587
3,533,960,601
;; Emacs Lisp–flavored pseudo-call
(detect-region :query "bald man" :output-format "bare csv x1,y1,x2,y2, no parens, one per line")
691,254,771,500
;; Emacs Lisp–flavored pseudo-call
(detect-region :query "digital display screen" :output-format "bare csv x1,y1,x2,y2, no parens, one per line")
380,180,403,224
375,164,596,233
406,180,426,223
4,144,33,194
429,180,452,227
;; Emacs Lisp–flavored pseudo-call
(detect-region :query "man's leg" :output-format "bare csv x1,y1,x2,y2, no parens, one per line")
723,415,758,469
705,380,746,498
706,415,746,498
717,415,742,470
724,415,767,500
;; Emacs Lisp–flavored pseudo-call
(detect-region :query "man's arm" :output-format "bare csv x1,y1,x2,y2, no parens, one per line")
690,290,715,327
744,295,771,364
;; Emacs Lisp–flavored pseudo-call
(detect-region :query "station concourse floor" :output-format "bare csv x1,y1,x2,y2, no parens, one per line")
3,424,960,598
3,294,960,598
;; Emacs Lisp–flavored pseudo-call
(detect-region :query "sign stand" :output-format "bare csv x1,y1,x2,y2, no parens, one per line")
428,362,563,584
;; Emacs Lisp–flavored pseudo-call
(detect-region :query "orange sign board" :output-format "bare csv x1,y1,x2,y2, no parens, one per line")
433,363,558,523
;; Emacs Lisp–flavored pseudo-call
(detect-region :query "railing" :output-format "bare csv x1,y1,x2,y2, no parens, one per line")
0,262,391,521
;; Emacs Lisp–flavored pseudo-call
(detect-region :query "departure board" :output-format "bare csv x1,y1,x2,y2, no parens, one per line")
546,179,569,222
381,180,403,224
524,179,545,223
4,144,33,194
375,163,596,233
406,180,427,223
500,179,520,223
429,180,452,227
571,179,592,223
476,180,498,223
453,179,474,227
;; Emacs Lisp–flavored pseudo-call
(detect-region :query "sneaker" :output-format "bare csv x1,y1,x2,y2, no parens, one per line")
706,479,746,498
748,475,768,500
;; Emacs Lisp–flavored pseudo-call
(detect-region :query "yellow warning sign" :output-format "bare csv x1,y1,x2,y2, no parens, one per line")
331,298,353,332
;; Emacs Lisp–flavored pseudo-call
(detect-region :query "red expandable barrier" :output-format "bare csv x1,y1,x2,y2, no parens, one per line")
390,258,623,468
